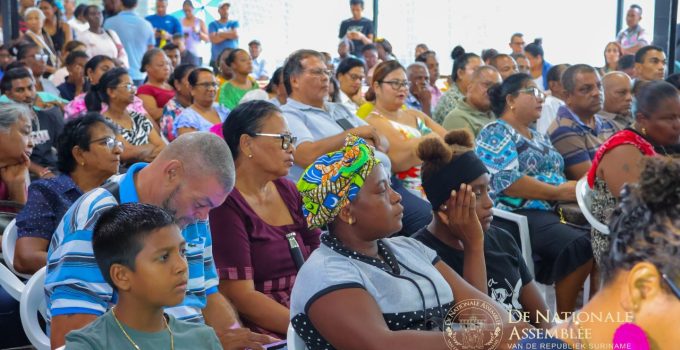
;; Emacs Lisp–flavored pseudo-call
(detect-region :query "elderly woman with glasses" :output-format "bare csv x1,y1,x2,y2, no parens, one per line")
517,157,680,349
289,135,529,349
476,73,594,315
22,6,59,75
14,113,121,275
364,60,446,197
85,67,166,164
209,100,320,339
174,68,230,135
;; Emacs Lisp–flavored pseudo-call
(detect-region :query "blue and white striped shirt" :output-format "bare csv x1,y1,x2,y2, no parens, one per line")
45,163,219,327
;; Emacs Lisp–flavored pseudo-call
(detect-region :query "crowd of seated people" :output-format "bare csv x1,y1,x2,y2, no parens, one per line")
0,1,678,349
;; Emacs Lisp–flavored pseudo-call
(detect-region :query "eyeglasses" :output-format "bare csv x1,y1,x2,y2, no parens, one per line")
348,73,365,81
118,83,136,92
254,133,297,150
195,82,219,89
518,87,545,100
662,273,680,300
33,53,48,63
304,68,332,77
380,80,410,90
89,136,124,151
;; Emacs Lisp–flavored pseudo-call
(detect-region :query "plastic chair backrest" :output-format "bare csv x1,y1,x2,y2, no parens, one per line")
576,178,609,235
0,260,24,301
2,219,33,279
20,266,49,350
491,208,534,275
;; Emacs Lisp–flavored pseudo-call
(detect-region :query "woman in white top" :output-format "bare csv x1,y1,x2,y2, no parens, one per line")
77,5,128,68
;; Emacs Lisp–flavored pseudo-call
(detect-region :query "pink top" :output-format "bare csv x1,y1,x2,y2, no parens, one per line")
64,93,149,120
137,84,175,109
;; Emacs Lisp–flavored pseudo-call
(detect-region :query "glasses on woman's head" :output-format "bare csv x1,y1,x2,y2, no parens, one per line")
89,136,124,151
518,86,545,100
117,83,136,92
254,133,297,150
662,273,680,300
195,82,219,89
380,80,410,90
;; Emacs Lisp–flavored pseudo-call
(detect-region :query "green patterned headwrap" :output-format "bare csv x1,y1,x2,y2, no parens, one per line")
297,134,380,229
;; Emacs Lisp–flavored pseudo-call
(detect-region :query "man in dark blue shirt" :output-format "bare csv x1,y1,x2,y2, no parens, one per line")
338,0,374,57
145,0,182,47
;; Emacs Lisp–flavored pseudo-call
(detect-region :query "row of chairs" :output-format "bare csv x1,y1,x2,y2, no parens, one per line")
0,180,606,350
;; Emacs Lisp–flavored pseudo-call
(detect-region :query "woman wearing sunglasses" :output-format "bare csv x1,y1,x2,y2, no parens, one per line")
14,113,122,275
363,60,446,198
517,157,680,349
174,68,230,135
209,100,320,339
86,67,166,164
476,73,593,316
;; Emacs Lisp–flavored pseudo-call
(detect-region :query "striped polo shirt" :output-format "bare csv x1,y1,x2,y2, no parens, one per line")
547,106,620,168
45,163,219,327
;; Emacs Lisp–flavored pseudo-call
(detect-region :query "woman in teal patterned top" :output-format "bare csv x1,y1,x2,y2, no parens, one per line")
475,73,594,316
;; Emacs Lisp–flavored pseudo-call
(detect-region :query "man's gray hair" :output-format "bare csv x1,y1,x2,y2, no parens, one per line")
562,64,599,94
0,103,33,133
159,132,236,192
283,49,325,96
407,62,428,74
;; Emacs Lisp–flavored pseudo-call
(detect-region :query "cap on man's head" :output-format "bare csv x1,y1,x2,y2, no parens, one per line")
219,2,230,9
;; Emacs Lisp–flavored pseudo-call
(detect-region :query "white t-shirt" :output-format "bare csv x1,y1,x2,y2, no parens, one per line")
68,18,90,34
77,30,129,68
49,67,69,86
537,95,564,135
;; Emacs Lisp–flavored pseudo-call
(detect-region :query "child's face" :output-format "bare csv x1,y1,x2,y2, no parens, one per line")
127,225,188,307
67,57,88,82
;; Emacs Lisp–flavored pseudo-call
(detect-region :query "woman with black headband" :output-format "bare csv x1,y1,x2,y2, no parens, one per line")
412,129,551,329
290,134,529,350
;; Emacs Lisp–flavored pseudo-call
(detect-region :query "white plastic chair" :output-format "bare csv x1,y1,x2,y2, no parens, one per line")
287,323,306,350
0,260,24,301
2,219,33,280
20,266,49,350
492,208,534,275
576,178,609,235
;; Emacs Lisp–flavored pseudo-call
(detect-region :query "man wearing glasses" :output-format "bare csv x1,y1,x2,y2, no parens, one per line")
281,49,433,236
1,66,64,181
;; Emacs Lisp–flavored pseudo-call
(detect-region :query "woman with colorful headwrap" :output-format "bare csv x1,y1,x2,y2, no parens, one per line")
290,134,530,350
412,129,551,329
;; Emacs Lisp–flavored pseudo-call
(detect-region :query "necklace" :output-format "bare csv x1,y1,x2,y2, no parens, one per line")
111,307,174,350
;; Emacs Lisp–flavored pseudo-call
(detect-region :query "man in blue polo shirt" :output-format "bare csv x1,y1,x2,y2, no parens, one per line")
104,0,154,86
145,0,182,47
208,2,239,69
45,132,275,349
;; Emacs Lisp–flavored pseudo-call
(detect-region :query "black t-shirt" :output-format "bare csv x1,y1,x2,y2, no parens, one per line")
412,226,533,313
338,17,374,57
31,106,64,169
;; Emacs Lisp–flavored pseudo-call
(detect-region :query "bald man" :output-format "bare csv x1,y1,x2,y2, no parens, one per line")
600,72,634,128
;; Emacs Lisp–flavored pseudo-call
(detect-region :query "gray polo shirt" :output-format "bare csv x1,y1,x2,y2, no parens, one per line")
282,98,391,181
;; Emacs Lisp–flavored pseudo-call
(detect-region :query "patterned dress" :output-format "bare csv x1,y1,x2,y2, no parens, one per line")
586,129,656,266
108,111,154,146
476,119,567,211
370,112,432,197
432,83,464,125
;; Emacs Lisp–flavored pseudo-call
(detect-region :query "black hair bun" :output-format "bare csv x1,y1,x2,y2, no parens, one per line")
451,46,466,61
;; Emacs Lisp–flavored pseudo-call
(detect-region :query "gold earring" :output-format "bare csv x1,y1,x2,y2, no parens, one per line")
641,127,647,136
510,105,515,111
348,217,354,225
248,154,253,158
